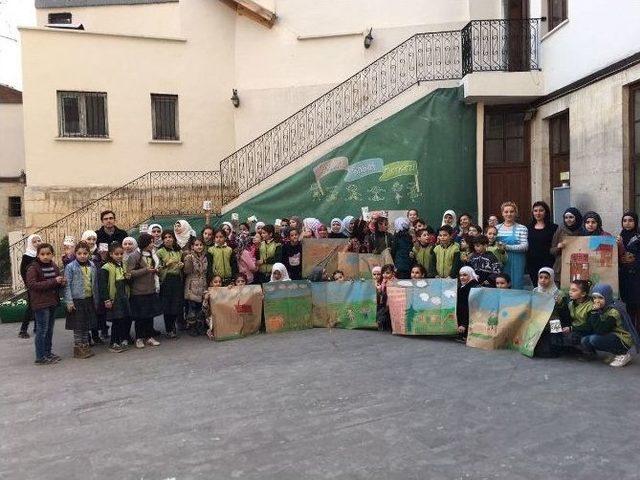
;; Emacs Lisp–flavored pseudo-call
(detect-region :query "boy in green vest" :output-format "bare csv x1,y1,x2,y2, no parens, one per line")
411,229,434,277
429,225,461,279
207,229,237,285
258,224,282,283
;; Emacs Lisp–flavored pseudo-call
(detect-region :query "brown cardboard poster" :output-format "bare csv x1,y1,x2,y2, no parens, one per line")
208,285,263,341
560,236,619,297
302,238,350,278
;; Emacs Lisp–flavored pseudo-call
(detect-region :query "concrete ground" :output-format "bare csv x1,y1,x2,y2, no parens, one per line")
1,320,640,480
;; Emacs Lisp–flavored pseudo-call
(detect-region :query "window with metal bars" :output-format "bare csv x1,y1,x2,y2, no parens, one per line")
8,196,22,218
48,12,72,24
151,94,179,141
547,0,567,31
57,91,108,138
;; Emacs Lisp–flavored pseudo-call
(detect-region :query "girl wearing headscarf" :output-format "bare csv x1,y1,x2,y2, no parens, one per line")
328,218,346,238
174,220,196,251
533,267,570,357
441,210,459,238
122,236,138,263
156,231,184,338
392,217,413,279
550,207,582,279
62,235,77,267
270,263,291,282
526,201,558,285
303,218,322,238
82,229,108,343
341,216,355,237
18,234,43,339
581,283,634,367
580,211,611,236
149,223,163,248
456,266,480,341
221,221,237,250
618,211,640,330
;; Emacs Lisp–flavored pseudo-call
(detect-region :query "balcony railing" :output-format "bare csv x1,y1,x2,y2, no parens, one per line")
9,171,220,293
220,18,541,204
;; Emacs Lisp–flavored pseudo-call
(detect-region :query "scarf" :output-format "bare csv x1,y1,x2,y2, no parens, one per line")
330,218,343,234
25,234,42,258
591,283,614,308
533,267,559,297
341,216,355,236
563,207,583,233
303,218,322,238
149,223,163,247
122,236,138,263
394,216,410,232
620,211,639,248
270,262,291,282
81,230,97,252
441,209,457,227
174,220,195,248
459,266,479,285
580,211,604,236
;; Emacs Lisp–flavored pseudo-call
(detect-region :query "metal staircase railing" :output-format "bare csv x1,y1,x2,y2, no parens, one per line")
220,18,541,204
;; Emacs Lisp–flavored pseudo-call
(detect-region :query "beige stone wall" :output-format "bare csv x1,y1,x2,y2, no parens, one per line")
0,103,25,177
530,63,640,233
0,182,25,238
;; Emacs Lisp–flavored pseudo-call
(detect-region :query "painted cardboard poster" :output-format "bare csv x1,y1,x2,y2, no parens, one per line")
466,287,555,357
388,279,458,335
208,285,263,341
560,235,619,297
302,238,350,279
310,280,377,329
336,252,385,280
263,280,313,333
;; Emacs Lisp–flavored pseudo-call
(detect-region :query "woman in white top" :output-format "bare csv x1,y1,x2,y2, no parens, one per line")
496,201,528,289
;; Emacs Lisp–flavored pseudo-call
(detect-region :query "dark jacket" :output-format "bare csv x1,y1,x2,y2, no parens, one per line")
20,254,36,283
282,241,303,280
366,231,394,255
25,260,61,310
456,279,479,331
96,226,128,246
126,250,157,296
392,230,413,273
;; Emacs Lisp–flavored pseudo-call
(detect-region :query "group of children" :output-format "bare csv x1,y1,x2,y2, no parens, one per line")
20,204,640,368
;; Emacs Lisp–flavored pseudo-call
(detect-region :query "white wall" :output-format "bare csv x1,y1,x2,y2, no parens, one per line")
540,0,640,93
0,103,25,176
0,0,35,89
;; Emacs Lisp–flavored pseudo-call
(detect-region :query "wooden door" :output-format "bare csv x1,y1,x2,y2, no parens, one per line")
630,82,640,212
484,108,531,221
549,110,570,205
506,0,530,71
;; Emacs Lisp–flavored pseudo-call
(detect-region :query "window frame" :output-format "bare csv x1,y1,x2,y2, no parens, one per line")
548,109,570,204
48,12,72,24
630,82,640,213
547,0,568,31
57,91,109,138
150,93,180,141
8,196,22,218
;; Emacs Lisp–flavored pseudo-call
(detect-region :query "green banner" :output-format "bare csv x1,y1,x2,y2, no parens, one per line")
223,87,477,227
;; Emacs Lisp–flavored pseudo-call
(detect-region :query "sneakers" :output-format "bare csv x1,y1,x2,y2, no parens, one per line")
121,340,129,348
108,343,124,353
146,337,160,347
47,353,61,363
610,352,633,368
18,331,30,339
74,344,95,359
165,331,178,339
34,357,52,365
135,339,145,349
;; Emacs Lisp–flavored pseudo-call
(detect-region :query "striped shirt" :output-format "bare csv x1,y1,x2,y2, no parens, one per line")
496,223,528,252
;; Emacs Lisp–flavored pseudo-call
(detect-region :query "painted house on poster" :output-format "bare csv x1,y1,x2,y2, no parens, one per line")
14,0,640,241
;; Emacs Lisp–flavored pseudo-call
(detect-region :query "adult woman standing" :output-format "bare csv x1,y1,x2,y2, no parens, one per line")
618,211,640,330
526,201,558,285
495,201,528,289
550,207,582,279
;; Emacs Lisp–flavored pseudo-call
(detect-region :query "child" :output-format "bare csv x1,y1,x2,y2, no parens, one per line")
301,227,314,239
258,225,282,283
328,218,346,238
581,283,635,367
456,266,480,341
533,267,570,358
149,223,164,248
429,225,461,279
332,270,345,282
270,263,291,282
61,235,76,267
618,211,640,331
467,235,502,286
127,233,161,349
183,236,208,333
26,243,65,365
486,226,508,266
201,225,215,249
564,279,594,352
372,265,382,286
410,265,427,279
366,216,394,255
392,217,413,279
82,229,108,344
316,224,329,239
234,273,248,286
468,224,482,237
156,231,184,338
207,229,238,285
18,233,42,339
441,210,459,238
493,273,511,289
64,241,100,359
411,229,434,277
100,242,131,353
309,266,328,282
122,237,138,263
237,233,258,284
221,221,237,250
282,228,303,280
203,274,224,340
376,264,395,332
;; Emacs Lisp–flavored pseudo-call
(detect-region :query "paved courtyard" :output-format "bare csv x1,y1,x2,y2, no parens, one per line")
2,320,640,480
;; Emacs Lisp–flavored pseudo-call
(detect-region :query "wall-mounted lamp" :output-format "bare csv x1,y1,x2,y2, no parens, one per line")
364,28,373,49
231,89,240,108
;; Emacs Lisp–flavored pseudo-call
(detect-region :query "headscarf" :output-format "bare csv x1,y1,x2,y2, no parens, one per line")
303,218,322,238
581,211,603,236
270,263,291,282
63,235,76,247
371,266,382,275
330,218,342,234
533,267,559,296
122,236,138,262
255,221,266,231
148,223,163,247
222,221,233,231
458,266,478,285
81,230,98,252
341,216,355,236
441,209,457,227
174,220,195,248
591,283,614,309
620,211,639,248
25,234,42,258
562,207,583,232
394,216,410,232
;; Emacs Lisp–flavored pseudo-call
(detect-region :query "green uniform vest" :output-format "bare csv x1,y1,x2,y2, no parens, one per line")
434,243,459,278
259,241,278,274
208,244,233,280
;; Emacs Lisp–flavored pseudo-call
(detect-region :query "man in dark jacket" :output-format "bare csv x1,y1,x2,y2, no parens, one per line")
96,210,128,246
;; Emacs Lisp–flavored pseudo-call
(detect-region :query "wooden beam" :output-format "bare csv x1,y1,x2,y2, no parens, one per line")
219,0,276,28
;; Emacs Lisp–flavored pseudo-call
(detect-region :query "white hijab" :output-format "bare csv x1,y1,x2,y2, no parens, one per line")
441,210,457,227
81,230,98,252
148,223,163,247
174,220,195,248
459,266,478,285
122,236,138,262
533,267,559,297
270,262,291,282
25,234,42,258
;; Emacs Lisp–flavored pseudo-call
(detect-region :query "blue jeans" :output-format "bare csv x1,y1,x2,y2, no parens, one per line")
581,333,627,355
33,306,56,360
